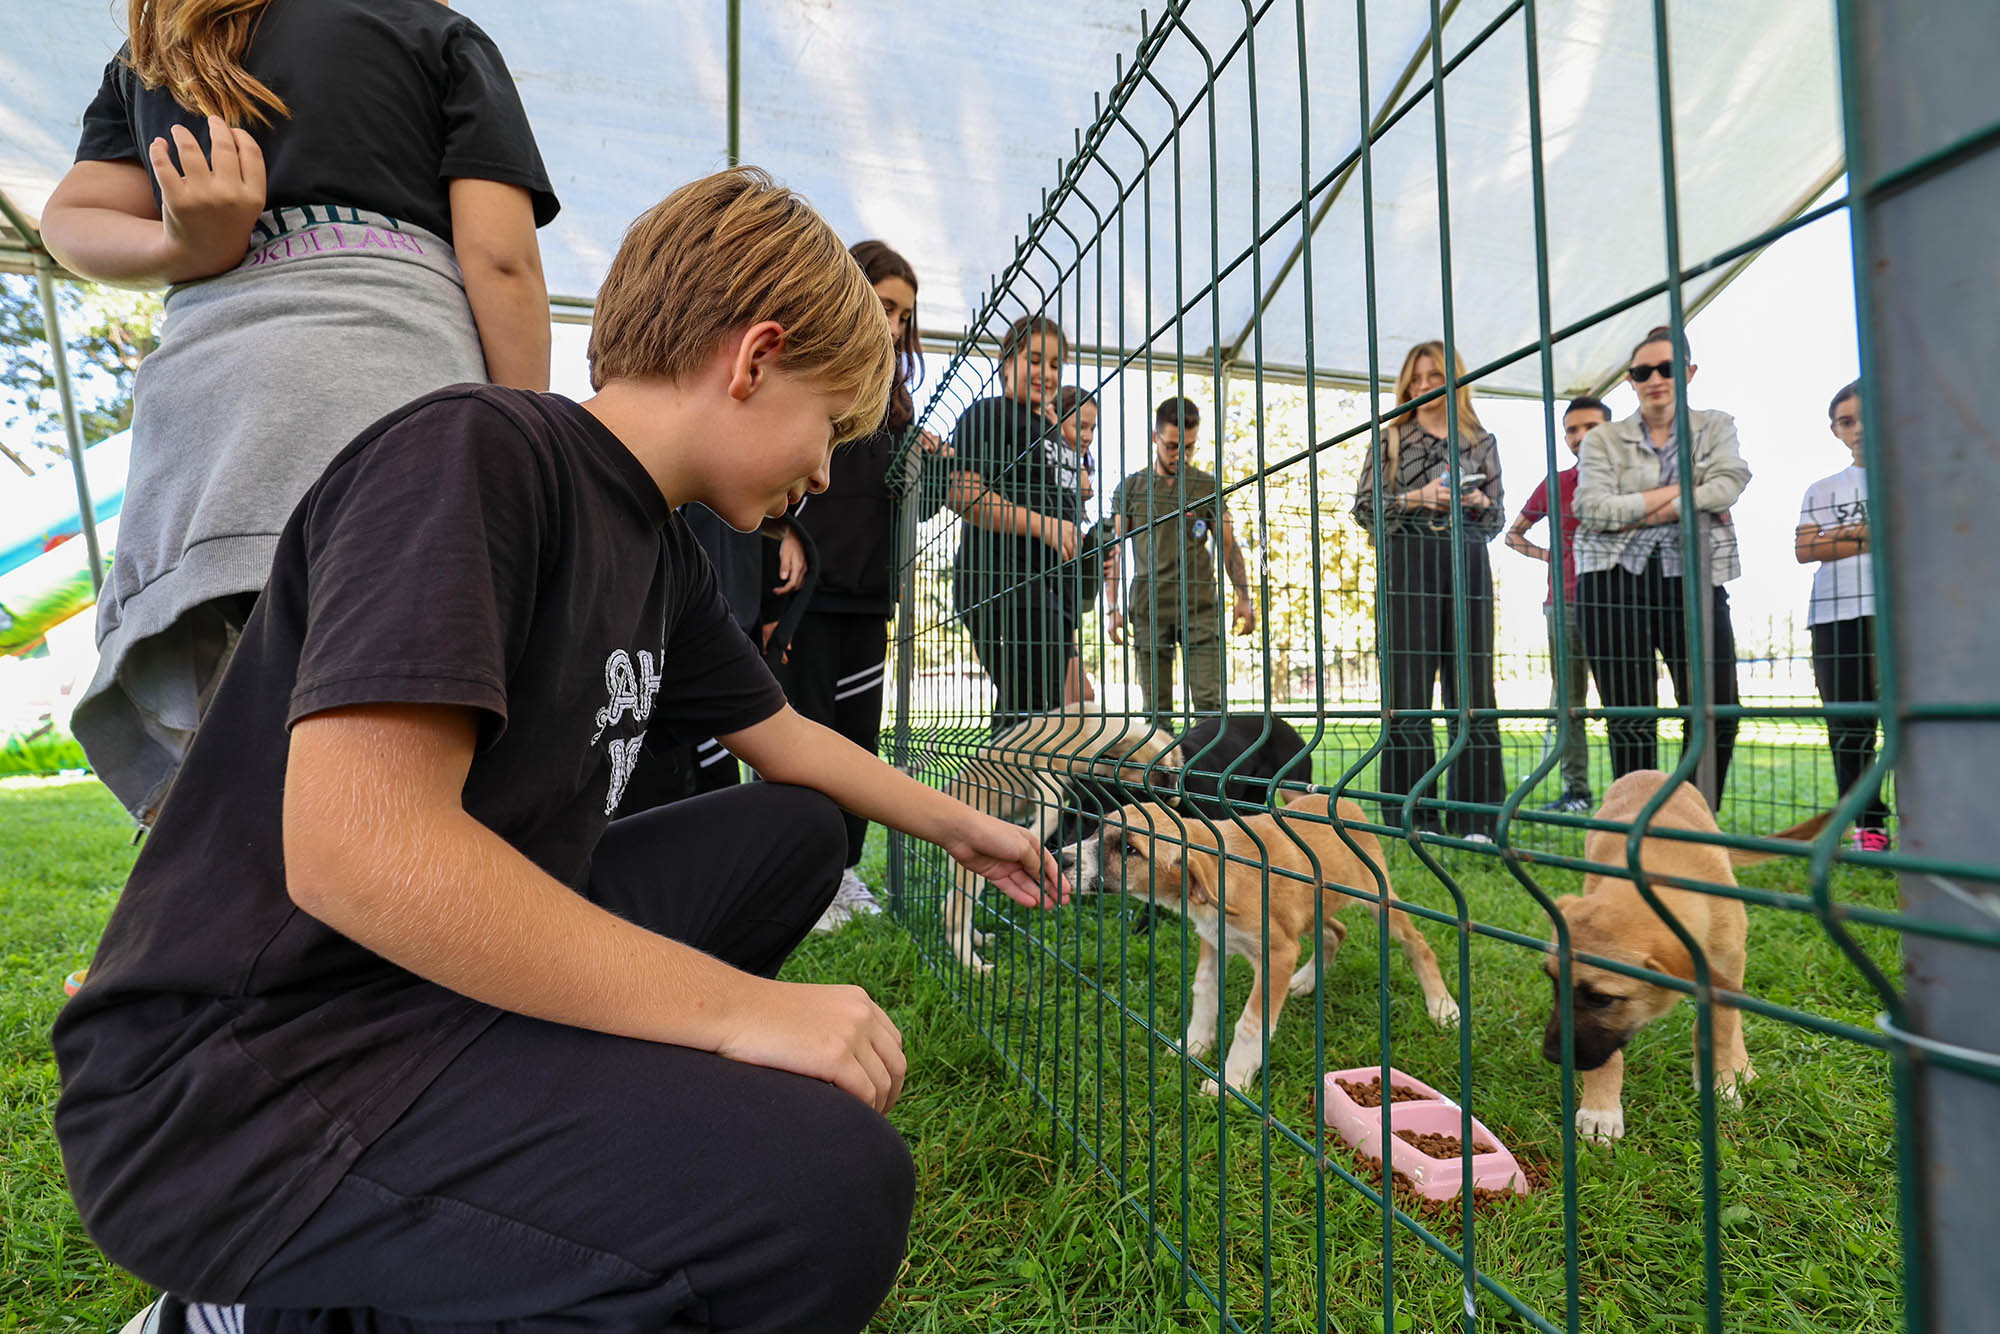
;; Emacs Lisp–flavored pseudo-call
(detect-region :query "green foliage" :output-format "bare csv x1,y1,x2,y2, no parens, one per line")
0,275,160,470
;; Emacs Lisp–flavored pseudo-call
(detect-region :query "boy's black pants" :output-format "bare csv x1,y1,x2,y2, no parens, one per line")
1811,615,1890,831
1577,560,1740,807
772,611,888,867
227,784,914,1333
1378,534,1504,834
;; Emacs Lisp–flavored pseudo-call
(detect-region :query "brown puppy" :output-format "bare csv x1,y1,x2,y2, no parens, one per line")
1541,770,1828,1142
944,707,1176,972
1060,793,1458,1096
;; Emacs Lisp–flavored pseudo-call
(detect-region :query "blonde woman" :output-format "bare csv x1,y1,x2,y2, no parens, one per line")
1351,341,1506,838
43,0,558,822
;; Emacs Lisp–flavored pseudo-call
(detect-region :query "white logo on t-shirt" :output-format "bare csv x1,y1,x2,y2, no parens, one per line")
593,648,664,813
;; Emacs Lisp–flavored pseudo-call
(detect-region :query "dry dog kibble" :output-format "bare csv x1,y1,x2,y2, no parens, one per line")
1393,1129,1497,1158
1334,1076,1423,1108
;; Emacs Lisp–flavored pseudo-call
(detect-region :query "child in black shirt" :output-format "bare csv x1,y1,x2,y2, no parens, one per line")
944,313,1081,731
45,0,559,823
54,168,1067,1334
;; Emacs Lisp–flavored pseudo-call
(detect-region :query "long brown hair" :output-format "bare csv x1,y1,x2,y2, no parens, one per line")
1381,339,1483,484
848,240,923,433
127,0,288,127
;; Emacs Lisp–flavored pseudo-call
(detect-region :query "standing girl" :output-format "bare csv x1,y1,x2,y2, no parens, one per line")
772,239,933,924
1351,340,1506,837
1572,326,1749,808
946,314,1080,731
43,0,558,823
1796,379,1890,849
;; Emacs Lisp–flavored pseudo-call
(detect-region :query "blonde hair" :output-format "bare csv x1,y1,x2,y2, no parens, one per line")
1381,339,1484,483
126,0,288,126
589,167,894,444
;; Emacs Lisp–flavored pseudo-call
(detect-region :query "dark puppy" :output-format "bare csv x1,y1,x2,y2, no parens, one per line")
1173,715,1313,818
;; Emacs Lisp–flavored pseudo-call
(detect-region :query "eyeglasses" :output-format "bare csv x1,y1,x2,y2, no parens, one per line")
1628,361,1676,383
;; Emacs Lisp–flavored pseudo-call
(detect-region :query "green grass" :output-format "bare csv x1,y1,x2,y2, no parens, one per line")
892,715,1908,1333
2,770,1906,1332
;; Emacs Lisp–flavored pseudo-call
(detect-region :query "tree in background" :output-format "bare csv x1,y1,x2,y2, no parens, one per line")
0,274,161,475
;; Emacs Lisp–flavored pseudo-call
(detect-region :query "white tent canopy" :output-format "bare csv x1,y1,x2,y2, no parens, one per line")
1,0,1841,395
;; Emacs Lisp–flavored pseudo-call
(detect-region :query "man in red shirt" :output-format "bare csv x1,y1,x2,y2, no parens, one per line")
1506,395,1610,813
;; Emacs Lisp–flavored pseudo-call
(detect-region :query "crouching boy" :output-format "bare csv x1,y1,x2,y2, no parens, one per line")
54,168,1066,1334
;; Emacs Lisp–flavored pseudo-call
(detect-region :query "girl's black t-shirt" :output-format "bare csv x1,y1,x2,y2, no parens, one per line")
51,387,781,1300
796,426,899,617
949,395,1083,607
74,0,559,242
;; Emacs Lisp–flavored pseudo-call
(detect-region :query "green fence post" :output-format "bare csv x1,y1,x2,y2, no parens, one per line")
1839,4,2000,1331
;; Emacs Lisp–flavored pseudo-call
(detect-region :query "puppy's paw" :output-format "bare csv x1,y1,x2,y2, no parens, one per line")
1712,1063,1756,1103
957,951,992,975
1198,1077,1222,1098
1287,969,1319,998
1427,993,1462,1028
972,930,992,949
1577,1105,1626,1144
1183,1032,1215,1061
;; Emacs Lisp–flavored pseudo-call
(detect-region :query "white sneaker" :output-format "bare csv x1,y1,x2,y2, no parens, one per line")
811,869,881,933
837,868,883,917
118,1300,245,1334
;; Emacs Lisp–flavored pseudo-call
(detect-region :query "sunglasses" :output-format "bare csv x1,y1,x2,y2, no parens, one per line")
1628,360,1677,383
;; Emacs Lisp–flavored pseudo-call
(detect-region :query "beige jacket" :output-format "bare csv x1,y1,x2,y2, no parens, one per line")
1573,408,1749,584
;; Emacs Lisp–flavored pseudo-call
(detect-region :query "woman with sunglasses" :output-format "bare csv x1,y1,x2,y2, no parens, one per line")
1573,325,1751,806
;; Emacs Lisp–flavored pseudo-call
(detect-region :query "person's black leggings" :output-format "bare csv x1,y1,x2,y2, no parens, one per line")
1378,533,1504,834
773,611,889,866
1811,615,1890,831
1577,560,1740,807
224,783,914,1333
960,585,1069,733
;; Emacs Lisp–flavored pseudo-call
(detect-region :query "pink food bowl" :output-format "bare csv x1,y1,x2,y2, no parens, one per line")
1322,1066,1529,1201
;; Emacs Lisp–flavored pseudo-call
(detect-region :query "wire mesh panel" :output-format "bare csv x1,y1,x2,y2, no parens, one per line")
882,3,2000,1330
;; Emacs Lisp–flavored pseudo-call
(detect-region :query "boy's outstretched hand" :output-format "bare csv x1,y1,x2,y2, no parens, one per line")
943,811,1071,908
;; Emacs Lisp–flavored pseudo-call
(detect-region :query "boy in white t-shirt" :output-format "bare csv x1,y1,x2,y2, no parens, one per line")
1795,379,1890,850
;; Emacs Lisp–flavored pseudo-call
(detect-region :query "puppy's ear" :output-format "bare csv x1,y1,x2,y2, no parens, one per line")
1643,937,1698,984
1183,852,1217,906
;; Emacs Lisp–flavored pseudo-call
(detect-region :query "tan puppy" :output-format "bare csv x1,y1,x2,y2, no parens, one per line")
1541,770,1828,1142
1060,793,1458,1096
944,707,1177,972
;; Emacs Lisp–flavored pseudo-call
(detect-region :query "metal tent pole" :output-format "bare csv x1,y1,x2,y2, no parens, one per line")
35,256,105,593
1839,2,2000,1331
726,0,741,166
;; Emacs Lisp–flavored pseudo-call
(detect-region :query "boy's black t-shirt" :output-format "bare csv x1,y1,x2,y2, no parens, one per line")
50,387,783,1300
949,395,1082,607
75,0,560,243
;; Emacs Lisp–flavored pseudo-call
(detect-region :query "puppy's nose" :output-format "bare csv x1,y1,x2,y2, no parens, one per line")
1541,1020,1564,1066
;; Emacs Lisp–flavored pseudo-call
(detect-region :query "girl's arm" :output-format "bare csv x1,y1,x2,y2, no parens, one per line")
946,470,1077,556
1571,426,1648,531
723,705,1069,910
448,178,550,392
1691,411,1751,514
42,118,265,287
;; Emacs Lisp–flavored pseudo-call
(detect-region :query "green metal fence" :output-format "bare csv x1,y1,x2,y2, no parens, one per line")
883,3,2000,1331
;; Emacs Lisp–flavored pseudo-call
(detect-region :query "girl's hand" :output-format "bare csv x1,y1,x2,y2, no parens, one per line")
1038,515,1081,561
150,116,266,280
917,429,951,457
943,811,1071,909
771,527,808,595
1405,477,1453,510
